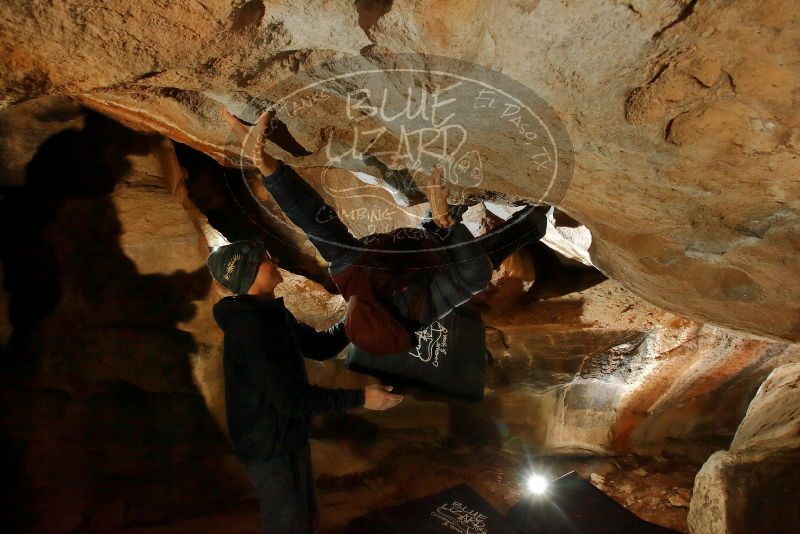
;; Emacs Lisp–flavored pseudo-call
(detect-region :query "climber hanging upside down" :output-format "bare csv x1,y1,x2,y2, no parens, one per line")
218,108,549,355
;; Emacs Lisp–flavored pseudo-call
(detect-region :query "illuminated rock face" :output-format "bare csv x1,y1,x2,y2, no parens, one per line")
0,0,798,341
475,278,800,459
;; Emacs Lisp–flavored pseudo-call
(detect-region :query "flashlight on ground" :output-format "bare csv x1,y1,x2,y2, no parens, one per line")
524,470,575,496
525,474,549,495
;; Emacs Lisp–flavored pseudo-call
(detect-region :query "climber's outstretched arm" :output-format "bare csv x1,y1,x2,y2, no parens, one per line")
222,108,361,269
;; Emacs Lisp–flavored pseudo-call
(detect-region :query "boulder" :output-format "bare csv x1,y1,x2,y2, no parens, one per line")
0,0,797,340
688,363,800,533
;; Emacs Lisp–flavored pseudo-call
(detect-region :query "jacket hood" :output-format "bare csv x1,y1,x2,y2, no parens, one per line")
212,295,285,331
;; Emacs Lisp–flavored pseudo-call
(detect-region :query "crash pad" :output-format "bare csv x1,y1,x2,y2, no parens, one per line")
346,304,487,400
346,484,518,534
507,473,680,534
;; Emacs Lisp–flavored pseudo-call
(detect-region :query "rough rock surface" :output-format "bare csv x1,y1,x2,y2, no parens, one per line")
2,0,798,341
0,92,798,533
478,277,800,459
0,104,252,532
688,363,800,534
2,3,800,533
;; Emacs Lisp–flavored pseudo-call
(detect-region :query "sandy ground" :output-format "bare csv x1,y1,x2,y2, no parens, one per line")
124,439,697,533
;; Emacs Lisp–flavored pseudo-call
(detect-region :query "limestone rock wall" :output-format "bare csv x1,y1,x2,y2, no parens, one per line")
688,363,800,534
2,2,800,532
0,101,251,532
460,277,799,460
0,92,797,533
1,0,798,341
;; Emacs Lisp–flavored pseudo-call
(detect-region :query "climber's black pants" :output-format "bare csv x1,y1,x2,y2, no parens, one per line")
262,161,547,273
419,204,547,268
244,445,318,534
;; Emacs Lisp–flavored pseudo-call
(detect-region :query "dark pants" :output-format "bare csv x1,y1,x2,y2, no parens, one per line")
419,204,547,268
244,445,318,534
263,164,547,271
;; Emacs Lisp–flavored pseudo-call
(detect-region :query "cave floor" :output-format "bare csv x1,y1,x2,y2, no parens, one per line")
123,441,698,533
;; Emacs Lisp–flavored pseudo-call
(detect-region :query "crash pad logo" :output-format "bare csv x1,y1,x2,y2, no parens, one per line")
409,320,448,367
431,500,489,534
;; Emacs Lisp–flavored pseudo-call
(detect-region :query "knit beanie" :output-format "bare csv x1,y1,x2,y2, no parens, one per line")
207,239,265,294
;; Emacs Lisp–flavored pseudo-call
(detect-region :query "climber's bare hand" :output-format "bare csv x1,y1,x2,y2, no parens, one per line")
221,108,280,176
425,165,453,227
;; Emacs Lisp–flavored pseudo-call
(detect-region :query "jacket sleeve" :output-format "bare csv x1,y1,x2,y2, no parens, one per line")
293,320,350,361
233,321,364,417
262,161,362,271
391,222,493,326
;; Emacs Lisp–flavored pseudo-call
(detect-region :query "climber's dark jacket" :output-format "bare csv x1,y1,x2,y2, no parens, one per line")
262,162,494,355
213,294,364,464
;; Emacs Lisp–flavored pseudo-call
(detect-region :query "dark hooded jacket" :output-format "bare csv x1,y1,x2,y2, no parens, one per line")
213,294,364,464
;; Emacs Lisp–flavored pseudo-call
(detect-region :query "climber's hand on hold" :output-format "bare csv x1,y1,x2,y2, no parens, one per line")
425,164,454,228
221,108,280,176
